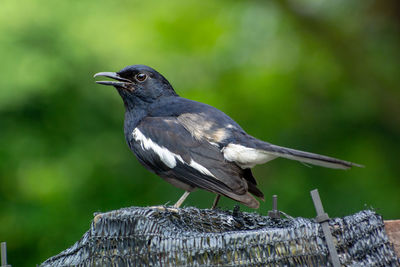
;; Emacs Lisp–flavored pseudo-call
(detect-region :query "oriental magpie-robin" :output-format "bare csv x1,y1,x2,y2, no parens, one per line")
94,65,362,209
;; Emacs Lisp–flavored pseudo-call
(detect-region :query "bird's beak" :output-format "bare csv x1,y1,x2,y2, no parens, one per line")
94,72,133,89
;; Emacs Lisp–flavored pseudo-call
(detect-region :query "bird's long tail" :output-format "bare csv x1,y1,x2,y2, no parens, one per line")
257,141,363,170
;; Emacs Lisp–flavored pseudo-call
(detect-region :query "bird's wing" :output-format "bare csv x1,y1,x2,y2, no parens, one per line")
149,97,244,145
174,108,360,170
127,116,261,208
149,97,362,170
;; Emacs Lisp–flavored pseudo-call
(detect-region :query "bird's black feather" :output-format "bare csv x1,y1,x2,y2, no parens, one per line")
94,64,362,209
127,117,261,208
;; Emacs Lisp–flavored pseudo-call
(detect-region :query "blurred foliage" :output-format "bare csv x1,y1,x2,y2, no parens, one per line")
0,0,399,265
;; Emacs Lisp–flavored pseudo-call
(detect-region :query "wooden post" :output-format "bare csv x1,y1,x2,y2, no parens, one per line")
385,220,400,256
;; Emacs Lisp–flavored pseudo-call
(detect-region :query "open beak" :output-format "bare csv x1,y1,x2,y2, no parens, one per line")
94,72,133,89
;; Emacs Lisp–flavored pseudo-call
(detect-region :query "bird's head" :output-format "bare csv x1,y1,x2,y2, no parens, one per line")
94,65,177,108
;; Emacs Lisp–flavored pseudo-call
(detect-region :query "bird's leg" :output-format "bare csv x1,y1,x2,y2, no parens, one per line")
173,191,191,208
211,194,221,209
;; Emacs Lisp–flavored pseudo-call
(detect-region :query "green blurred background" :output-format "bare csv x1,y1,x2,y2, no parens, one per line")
1,0,399,265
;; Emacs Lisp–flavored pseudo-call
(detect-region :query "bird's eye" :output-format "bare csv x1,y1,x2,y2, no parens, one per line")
135,73,147,82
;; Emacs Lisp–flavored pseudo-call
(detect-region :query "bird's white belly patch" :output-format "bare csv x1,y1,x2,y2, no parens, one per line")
222,143,277,168
132,128,215,177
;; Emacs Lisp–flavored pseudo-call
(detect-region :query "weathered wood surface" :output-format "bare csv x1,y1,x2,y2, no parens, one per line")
385,220,400,257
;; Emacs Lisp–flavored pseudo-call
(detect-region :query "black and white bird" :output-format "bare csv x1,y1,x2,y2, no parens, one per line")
94,65,361,209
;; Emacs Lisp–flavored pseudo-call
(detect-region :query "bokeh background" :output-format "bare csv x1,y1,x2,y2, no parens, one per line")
1,0,399,265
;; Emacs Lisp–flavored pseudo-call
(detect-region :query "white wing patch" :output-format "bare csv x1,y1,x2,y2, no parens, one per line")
132,128,216,177
189,159,215,177
222,143,277,168
132,128,184,168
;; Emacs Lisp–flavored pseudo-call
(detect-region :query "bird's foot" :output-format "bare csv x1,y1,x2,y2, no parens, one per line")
149,205,179,212
148,191,191,212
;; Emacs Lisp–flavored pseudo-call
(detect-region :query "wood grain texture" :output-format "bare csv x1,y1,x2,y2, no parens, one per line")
385,220,400,257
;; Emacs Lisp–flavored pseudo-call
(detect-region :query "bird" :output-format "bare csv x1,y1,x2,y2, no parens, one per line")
94,65,362,209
